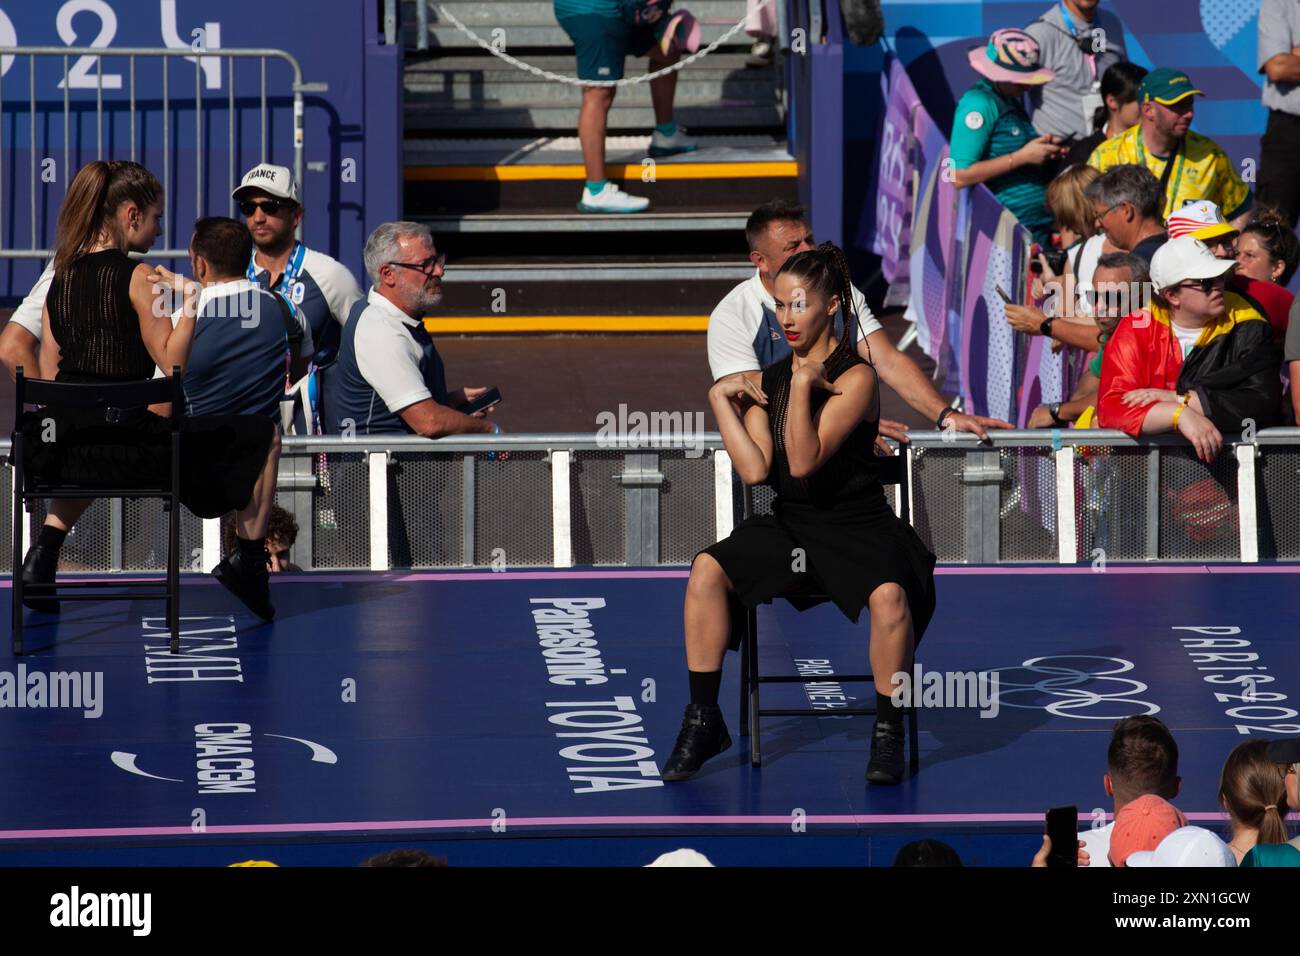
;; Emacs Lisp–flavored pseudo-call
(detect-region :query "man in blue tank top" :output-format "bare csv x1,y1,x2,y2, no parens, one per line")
235,164,364,369
330,222,496,437
163,217,310,420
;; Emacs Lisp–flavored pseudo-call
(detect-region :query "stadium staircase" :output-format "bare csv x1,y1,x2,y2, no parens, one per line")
400,0,798,332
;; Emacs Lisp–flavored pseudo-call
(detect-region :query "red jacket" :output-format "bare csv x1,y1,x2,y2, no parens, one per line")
1098,292,1283,437
1232,275,1293,345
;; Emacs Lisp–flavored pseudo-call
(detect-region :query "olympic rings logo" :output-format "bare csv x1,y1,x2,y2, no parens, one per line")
987,655,1161,720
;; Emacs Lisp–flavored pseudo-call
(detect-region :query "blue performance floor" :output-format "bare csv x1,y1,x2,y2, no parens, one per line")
0,566,1296,866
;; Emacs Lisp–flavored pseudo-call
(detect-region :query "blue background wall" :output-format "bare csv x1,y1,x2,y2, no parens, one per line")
0,0,401,298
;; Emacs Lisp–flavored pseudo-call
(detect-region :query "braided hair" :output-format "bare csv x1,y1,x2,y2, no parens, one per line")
774,241,866,363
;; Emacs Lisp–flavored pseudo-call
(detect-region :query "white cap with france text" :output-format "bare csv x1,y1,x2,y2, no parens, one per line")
1149,235,1234,293
232,163,299,203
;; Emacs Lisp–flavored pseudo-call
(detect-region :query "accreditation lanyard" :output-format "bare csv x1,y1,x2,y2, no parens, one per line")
1060,1,1097,83
1135,129,1186,220
247,240,306,294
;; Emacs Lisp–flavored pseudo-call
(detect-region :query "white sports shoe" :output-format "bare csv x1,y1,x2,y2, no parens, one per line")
578,182,650,213
649,126,698,158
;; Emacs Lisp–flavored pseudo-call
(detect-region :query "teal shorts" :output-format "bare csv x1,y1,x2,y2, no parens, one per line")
558,14,656,82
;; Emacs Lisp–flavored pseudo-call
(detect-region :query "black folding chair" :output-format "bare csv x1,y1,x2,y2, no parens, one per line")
10,367,183,655
738,449,919,771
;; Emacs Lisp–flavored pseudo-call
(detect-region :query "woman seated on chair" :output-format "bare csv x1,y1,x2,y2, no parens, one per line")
662,242,937,786
19,159,281,620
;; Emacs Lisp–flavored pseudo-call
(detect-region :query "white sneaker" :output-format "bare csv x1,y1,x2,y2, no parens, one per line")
649,126,698,158
578,182,650,213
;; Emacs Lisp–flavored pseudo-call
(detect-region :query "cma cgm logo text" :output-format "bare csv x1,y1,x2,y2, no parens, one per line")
111,723,337,794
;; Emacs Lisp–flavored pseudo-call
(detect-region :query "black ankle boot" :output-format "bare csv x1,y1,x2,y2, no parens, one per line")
211,546,274,621
866,719,905,786
20,543,61,613
662,703,731,782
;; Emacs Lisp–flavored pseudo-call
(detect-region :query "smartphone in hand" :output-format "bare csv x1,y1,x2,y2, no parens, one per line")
461,387,502,415
994,285,1014,304
1045,805,1079,867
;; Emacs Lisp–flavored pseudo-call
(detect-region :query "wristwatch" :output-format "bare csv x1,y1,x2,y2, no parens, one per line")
1039,317,1055,337
1048,402,1065,426
936,407,956,430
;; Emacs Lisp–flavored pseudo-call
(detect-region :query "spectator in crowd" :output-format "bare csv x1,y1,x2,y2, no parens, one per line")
224,504,302,573
744,0,776,67
554,0,697,214
894,840,963,867
0,260,53,381
1256,0,1300,227
1167,200,1295,345
165,217,310,420
1074,715,1180,868
1242,737,1300,865
950,29,1066,247
20,160,281,620
709,200,1012,441
1064,61,1148,167
1108,794,1187,867
1236,208,1300,287
1218,740,1291,865
1004,165,1108,353
236,164,363,371
1124,826,1236,867
1088,69,1252,227
1025,0,1128,144
330,222,496,438
1084,164,1166,264
1097,236,1282,463
361,848,448,866
1025,251,1148,427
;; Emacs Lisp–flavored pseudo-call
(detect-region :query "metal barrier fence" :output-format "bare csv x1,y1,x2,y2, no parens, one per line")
3,429,1298,573
0,45,322,259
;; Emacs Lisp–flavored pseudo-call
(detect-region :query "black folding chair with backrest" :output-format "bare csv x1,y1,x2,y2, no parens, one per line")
738,448,919,771
10,366,184,655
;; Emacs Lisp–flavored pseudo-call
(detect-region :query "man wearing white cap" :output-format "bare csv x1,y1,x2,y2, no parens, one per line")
234,163,363,368
1097,235,1282,462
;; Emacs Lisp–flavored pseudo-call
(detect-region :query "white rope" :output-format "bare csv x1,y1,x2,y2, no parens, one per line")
434,0,777,88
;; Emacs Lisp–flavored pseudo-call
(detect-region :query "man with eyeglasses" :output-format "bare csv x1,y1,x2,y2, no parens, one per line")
234,164,363,369
1097,235,1282,461
1083,164,1166,265
330,221,495,439
1088,69,1252,229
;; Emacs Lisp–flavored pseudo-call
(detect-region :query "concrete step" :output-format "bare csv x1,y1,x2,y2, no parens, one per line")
403,133,791,166
405,98,782,131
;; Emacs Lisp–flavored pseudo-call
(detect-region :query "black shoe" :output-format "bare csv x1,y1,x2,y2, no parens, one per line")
20,543,60,614
662,704,731,781
211,548,275,621
866,719,905,785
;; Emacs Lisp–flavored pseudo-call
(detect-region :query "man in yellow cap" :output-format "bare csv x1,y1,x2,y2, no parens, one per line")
1088,68,1252,228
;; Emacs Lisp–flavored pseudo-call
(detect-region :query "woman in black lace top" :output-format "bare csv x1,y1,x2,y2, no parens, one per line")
663,243,937,786
19,160,280,620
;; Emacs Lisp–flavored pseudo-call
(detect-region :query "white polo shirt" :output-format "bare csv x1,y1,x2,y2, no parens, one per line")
707,269,882,381
8,261,55,337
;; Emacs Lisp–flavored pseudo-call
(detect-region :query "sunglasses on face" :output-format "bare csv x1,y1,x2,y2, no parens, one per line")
238,199,293,217
387,253,446,275
1177,276,1225,294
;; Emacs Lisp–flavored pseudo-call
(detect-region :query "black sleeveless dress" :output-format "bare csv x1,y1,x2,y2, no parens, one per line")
20,249,275,518
702,347,937,650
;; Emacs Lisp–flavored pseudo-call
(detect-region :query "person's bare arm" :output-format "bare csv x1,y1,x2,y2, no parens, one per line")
952,136,1064,189
0,321,40,381
398,397,494,438
709,376,772,484
1262,52,1300,85
784,363,872,478
132,264,195,374
863,329,1011,439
